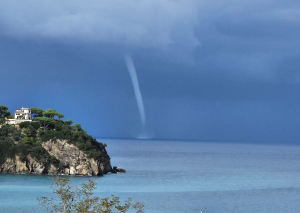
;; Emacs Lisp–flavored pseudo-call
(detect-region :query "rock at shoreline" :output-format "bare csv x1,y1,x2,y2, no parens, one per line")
113,166,126,173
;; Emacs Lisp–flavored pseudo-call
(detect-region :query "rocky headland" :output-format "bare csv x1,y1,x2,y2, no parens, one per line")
0,107,123,176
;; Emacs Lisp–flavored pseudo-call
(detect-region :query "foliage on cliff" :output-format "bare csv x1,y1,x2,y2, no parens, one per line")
0,124,49,166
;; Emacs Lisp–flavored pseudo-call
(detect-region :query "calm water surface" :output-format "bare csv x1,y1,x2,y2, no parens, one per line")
1,140,300,213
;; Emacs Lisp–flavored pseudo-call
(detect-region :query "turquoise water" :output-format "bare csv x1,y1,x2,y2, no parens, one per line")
1,140,300,212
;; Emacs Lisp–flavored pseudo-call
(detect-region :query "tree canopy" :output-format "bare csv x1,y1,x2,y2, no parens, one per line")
57,113,64,120
30,108,44,118
0,105,10,118
35,117,54,131
65,120,73,126
43,109,58,119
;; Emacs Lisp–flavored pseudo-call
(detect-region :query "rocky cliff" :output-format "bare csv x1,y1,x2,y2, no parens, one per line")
0,139,112,176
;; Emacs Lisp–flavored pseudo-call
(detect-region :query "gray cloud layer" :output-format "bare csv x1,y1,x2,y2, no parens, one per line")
0,0,199,50
1,0,300,69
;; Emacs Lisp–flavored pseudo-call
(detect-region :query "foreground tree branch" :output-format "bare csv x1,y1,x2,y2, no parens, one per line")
38,177,144,213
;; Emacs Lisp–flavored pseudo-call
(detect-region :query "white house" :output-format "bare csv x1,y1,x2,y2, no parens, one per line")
15,107,32,120
5,107,32,125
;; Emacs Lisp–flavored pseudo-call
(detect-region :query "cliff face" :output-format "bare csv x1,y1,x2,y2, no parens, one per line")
0,139,112,176
43,139,112,175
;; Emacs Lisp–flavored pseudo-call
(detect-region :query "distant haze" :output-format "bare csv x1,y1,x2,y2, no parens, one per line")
1,0,300,143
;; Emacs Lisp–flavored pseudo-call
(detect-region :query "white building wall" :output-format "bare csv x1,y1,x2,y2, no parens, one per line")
6,119,32,125
6,119,16,125
14,108,32,120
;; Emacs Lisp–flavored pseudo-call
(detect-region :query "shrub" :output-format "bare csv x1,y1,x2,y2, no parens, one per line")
40,130,66,142
12,132,20,141
1,125,18,135
30,122,40,130
19,121,40,130
73,123,81,130
54,121,64,131
23,125,36,137
30,145,48,160
0,137,16,165
0,118,5,125
48,155,60,167
19,122,31,129
19,154,28,162
21,137,35,145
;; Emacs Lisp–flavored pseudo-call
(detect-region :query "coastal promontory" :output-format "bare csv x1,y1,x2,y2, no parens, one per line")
0,106,113,176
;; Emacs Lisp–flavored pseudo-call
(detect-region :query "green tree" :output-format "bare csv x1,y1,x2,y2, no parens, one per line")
20,137,34,145
64,120,73,126
35,117,54,131
30,108,44,118
0,118,5,125
73,124,82,131
43,109,58,119
57,113,64,120
38,177,144,213
0,105,10,118
23,125,36,137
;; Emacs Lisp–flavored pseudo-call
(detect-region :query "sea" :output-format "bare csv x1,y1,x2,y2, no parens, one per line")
1,139,300,213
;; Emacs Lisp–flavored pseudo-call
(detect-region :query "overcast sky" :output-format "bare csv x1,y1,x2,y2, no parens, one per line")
1,0,300,143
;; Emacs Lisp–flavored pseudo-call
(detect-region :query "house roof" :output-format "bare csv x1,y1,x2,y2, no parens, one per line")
15,108,31,113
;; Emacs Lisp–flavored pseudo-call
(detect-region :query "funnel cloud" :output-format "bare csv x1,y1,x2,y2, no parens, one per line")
125,55,146,128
